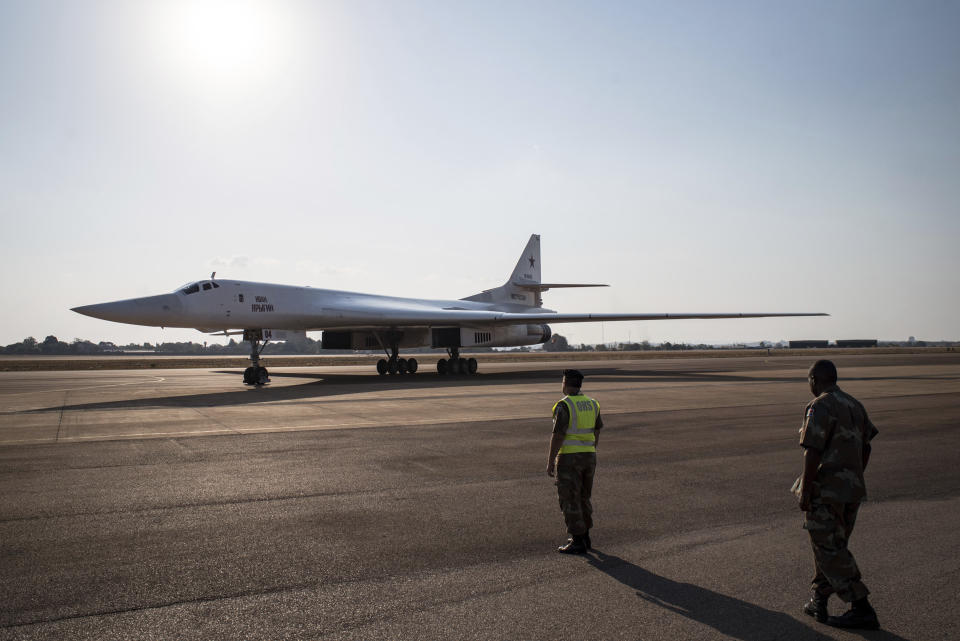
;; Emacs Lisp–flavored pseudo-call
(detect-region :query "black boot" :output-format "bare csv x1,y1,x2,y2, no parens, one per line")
802,593,829,623
583,530,592,550
828,597,879,630
557,535,587,554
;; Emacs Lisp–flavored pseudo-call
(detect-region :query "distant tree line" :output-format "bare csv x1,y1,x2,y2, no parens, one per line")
2,335,104,355
1,335,327,355
543,334,717,352
5,334,951,356
4,333,718,355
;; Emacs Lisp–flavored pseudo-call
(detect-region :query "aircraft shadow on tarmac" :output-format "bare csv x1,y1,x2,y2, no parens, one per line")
24,364,947,415
23,366,804,414
586,551,911,641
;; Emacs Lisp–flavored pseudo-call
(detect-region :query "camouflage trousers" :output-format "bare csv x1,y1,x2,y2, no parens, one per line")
804,500,869,602
555,452,596,536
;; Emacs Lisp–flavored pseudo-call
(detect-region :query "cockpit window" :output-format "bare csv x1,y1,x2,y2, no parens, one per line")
212,282,220,288
202,283,212,291
181,283,200,295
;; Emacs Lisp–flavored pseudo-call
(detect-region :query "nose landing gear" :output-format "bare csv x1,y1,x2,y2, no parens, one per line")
242,329,270,385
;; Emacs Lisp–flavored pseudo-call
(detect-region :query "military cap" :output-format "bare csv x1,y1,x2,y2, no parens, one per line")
563,369,584,388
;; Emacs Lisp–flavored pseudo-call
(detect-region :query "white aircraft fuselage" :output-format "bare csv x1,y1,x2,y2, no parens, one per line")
74,279,558,349
72,234,827,382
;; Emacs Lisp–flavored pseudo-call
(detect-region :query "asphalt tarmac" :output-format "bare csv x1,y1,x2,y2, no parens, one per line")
1,353,958,640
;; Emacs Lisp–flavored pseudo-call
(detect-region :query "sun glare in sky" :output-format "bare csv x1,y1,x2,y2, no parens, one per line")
147,0,295,93
1,2,958,346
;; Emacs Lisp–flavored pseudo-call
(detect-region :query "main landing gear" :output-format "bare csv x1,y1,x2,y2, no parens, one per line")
367,333,477,377
242,329,270,385
376,342,418,376
437,348,478,376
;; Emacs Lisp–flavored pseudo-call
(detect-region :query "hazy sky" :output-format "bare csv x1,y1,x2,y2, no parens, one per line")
1,0,958,347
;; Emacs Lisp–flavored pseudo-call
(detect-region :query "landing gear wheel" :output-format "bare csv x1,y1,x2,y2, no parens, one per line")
377,359,388,375
387,359,399,375
437,358,448,375
450,358,463,375
407,358,418,374
242,330,271,387
398,358,408,374
245,366,269,385
466,358,478,375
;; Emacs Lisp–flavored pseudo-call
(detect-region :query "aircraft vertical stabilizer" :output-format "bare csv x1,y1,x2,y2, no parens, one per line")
510,234,542,286
461,234,608,308
461,234,543,308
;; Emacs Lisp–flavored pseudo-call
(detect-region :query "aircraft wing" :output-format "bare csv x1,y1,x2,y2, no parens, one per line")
486,312,829,324
316,300,828,328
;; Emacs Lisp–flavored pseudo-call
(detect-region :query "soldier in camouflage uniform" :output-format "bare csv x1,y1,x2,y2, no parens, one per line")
547,369,603,554
796,359,880,629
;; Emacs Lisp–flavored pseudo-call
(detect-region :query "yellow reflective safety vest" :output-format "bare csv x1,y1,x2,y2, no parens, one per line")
553,394,600,454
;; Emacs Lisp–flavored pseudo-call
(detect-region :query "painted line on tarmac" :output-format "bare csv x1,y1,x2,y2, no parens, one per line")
0,376,168,397
0,408,641,444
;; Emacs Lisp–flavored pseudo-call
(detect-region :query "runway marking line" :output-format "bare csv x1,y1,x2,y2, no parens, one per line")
0,376,167,397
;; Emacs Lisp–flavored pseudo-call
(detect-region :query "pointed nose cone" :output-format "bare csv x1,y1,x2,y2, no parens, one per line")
71,294,184,327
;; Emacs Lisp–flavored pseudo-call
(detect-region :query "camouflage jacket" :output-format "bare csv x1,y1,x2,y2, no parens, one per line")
799,385,879,503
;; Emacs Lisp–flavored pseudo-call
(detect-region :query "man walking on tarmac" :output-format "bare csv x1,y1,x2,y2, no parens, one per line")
547,369,603,554
797,359,880,630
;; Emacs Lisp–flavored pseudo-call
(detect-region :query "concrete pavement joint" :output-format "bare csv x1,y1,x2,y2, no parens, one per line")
0,580,323,630
0,474,547,524
54,391,66,442
188,406,241,435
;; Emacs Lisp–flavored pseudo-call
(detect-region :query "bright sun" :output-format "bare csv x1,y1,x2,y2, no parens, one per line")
148,0,293,93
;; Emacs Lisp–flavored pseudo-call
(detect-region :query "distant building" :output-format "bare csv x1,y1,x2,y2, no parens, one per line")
835,339,878,348
789,340,830,348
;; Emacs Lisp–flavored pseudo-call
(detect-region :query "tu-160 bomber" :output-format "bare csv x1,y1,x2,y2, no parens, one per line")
72,235,826,385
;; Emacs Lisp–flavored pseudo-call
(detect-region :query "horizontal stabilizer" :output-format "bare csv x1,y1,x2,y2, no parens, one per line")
512,281,609,291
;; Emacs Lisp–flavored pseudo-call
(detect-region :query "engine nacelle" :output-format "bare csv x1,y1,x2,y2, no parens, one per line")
321,329,429,350
322,325,552,351
431,324,552,349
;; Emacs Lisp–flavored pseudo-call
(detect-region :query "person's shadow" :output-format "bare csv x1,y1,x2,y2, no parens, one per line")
586,551,910,641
